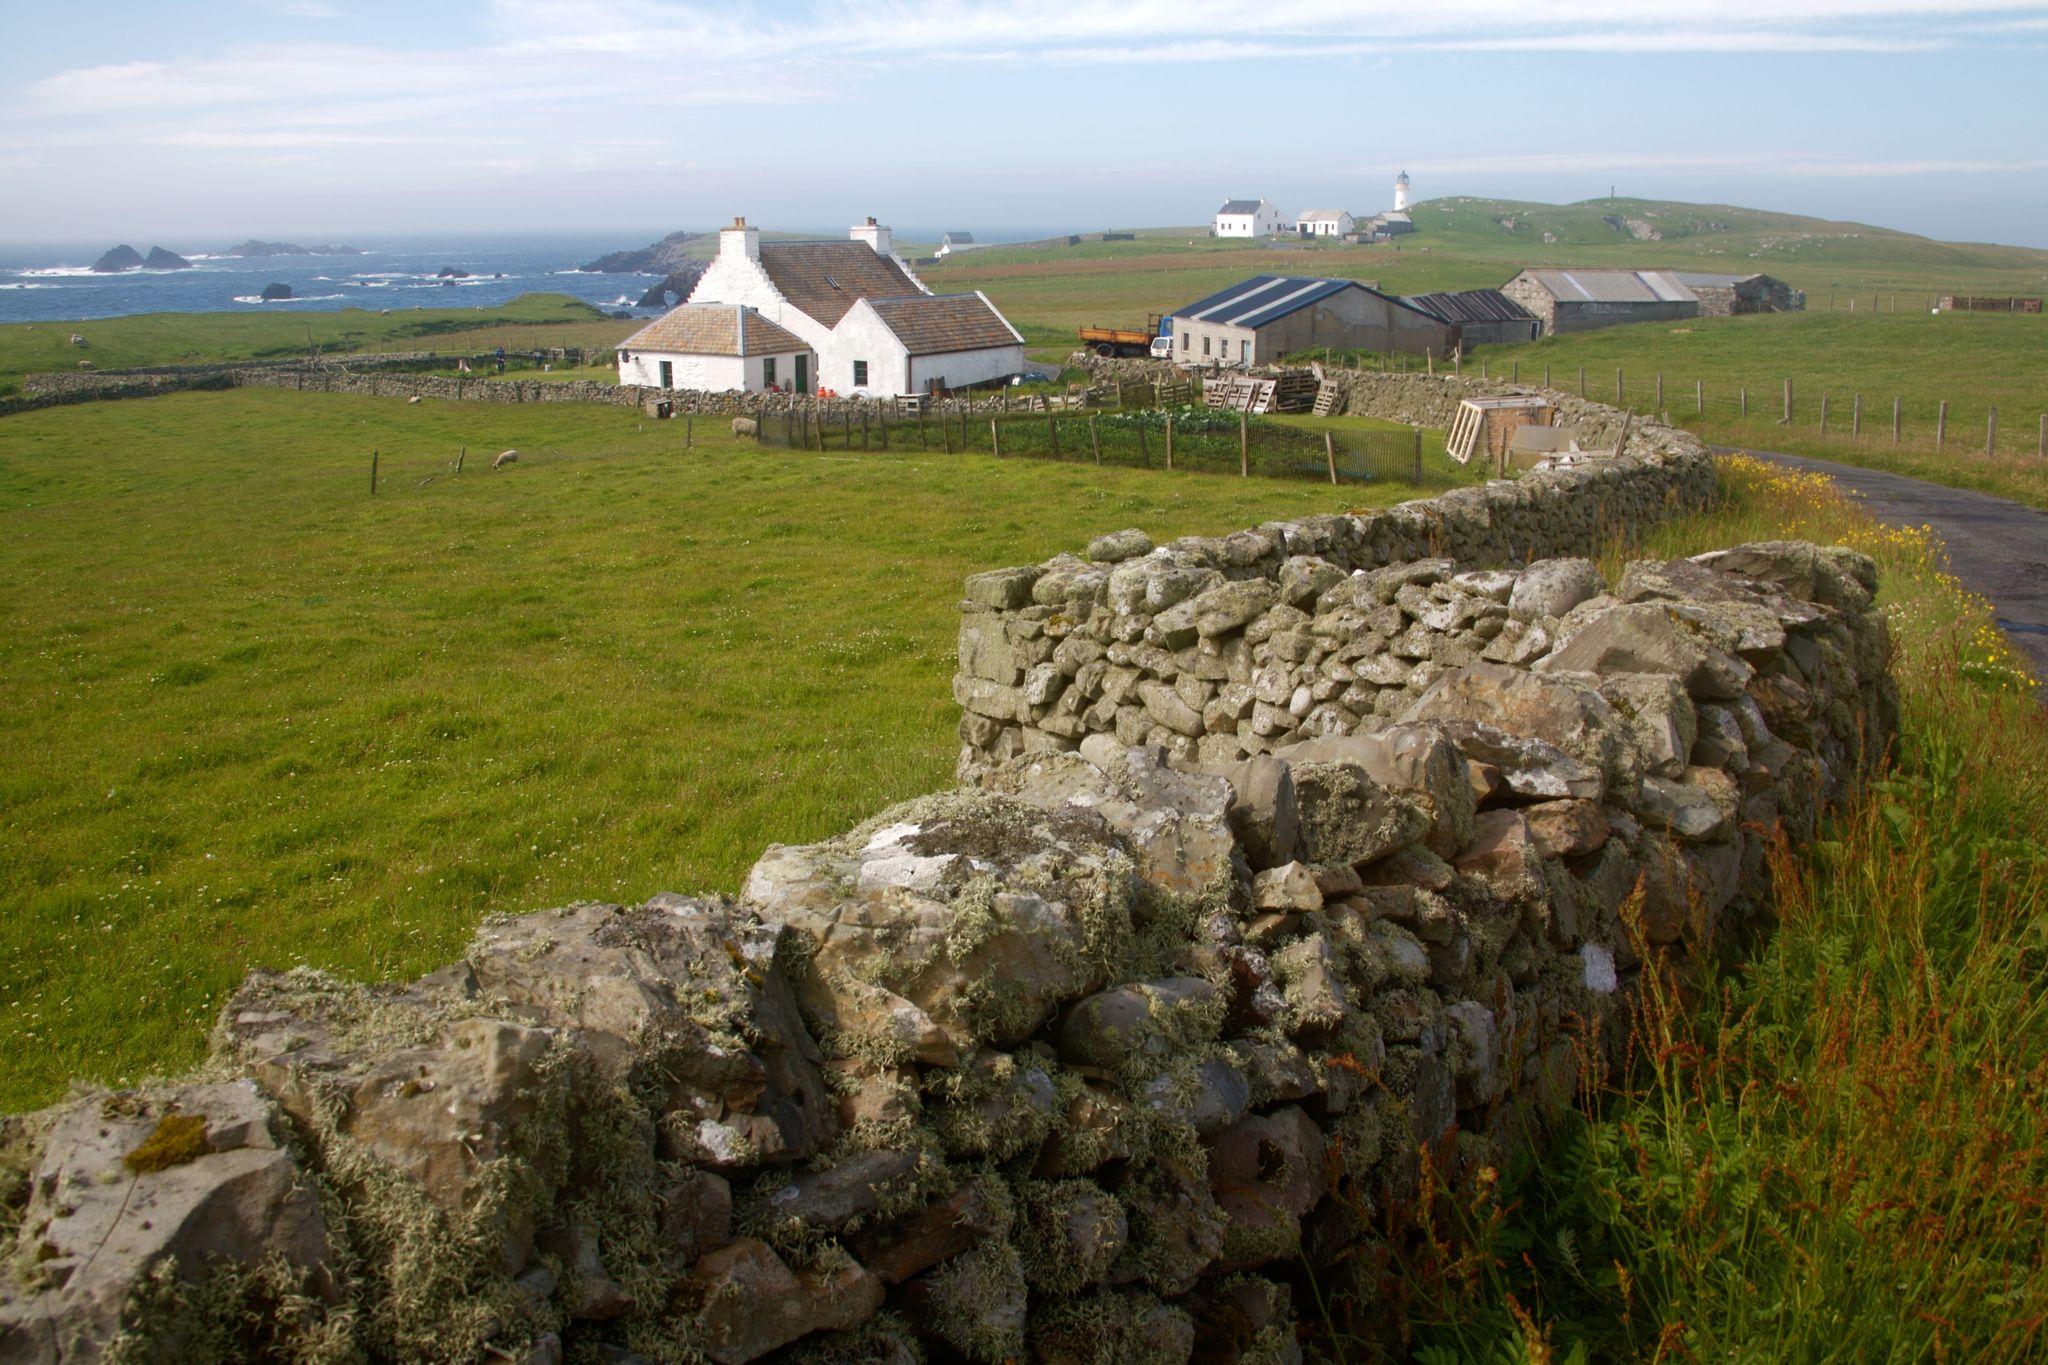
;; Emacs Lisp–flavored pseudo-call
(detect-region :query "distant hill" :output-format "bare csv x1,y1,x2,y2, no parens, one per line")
1406,197,2048,279
222,240,365,257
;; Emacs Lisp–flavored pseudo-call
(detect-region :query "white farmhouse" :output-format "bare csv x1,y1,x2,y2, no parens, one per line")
634,216,1024,398
616,304,813,393
1294,209,1355,238
1214,199,1284,238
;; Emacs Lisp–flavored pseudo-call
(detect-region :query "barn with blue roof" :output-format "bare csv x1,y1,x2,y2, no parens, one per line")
1165,275,1453,367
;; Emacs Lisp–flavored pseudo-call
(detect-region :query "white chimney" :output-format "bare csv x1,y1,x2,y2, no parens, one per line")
850,216,892,257
720,215,760,261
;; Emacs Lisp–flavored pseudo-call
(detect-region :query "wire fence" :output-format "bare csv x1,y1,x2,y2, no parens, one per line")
750,404,1452,488
1453,358,2048,461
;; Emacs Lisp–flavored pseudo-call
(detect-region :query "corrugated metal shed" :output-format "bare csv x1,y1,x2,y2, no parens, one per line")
1172,275,1435,329
1404,288,1537,326
1518,268,1704,305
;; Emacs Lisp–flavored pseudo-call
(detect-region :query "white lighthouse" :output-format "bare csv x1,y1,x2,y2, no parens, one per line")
1393,170,1411,212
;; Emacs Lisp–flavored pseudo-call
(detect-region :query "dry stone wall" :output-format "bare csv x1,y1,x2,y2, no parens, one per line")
0,379,1900,1365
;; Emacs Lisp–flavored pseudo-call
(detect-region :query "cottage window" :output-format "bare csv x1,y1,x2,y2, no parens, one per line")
763,357,777,387
659,360,673,389
1240,340,1249,362
1181,332,1190,351
1202,336,1211,357
853,360,869,387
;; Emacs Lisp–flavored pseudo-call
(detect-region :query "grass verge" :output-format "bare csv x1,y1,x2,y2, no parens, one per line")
1379,457,2047,1362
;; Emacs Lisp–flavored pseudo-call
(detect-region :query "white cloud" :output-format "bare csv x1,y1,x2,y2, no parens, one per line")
1407,150,2048,176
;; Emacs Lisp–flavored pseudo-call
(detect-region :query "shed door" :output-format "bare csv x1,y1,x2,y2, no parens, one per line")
795,354,809,395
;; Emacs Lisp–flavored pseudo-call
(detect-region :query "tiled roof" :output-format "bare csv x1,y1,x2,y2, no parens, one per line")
1217,199,1265,216
1296,209,1349,222
864,293,1022,356
1403,288,1538,325
758,241,922,327
621,304,809,356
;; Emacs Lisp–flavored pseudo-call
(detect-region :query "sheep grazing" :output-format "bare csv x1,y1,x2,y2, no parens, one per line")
730,417,758,438
493,449,519,469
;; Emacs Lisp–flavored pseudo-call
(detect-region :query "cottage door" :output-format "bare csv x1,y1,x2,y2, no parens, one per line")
795,353,810,395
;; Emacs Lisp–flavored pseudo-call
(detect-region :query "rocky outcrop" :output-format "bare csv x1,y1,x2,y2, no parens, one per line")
581,229,704,275
88,245,145,273
141,247,192,271
258,282,293,301
0,527,1890,1361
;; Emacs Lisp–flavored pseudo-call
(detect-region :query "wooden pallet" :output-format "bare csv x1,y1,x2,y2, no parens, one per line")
1158,380,1193,407
1202,375,1274,413
1271,373,1319,414
1311,380,1345,417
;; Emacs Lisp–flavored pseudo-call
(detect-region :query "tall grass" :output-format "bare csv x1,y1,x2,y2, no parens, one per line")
1384,459,2048,1362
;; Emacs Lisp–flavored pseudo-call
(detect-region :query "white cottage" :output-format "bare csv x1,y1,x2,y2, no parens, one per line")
1214,199,1284,238
616,304,813,393
663,216,1026,397
1295,209,1355,238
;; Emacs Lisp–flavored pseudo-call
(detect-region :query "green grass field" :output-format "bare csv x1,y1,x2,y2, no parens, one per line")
0,294,634,396
0,387,1425,1110
1477,309,2048,506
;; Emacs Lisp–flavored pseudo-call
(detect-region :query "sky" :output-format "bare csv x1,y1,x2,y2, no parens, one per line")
4,0,2047,248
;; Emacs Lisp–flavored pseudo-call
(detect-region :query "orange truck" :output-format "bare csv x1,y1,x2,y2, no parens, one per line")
1079,314,1171,359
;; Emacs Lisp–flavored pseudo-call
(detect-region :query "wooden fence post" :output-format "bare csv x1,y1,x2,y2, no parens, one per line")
1325,431,1338,484
1239,414,1249,478
1616,368,1624,407
1089,414,1101,465
2038,412,2046,458
370,449,378,495
1893,396,1901,444
1695,378,1702,415
456,445,465,474
1165,412,1175,470
1413,427,1423,484
1782,378,1792,424
1936,400,1948,452
1578,365,1586,398
990,418,1001,457
1543,364,1551,388
1655,372,1663,410
1819,394,1829,434
1852,394,1861,437
1511,359,1519,384
1987,407,1998,457
1740,386,1747,417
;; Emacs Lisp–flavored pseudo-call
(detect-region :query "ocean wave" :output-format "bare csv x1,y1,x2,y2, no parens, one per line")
0,282,55,290
17,266,100,278
231,293,348,304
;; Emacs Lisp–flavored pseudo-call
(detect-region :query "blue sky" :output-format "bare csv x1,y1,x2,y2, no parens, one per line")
4,0,2046,247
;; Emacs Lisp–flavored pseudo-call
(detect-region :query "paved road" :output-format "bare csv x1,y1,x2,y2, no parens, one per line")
1717,445,2048,678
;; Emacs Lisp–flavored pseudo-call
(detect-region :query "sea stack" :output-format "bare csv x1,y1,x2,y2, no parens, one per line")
90,245,146,273
143,246,193,270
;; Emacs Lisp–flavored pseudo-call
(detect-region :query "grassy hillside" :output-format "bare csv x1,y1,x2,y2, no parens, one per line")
0,388,1410,1109
922,195,2048,353
0,293,635,396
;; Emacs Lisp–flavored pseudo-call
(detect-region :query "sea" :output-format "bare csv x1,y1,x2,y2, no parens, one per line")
0,233,678,326
0,228,1054,326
